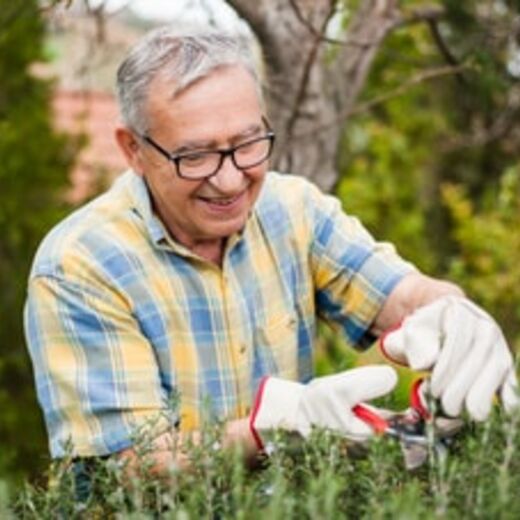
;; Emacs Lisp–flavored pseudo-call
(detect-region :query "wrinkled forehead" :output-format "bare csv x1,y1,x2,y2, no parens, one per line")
146,63,264,115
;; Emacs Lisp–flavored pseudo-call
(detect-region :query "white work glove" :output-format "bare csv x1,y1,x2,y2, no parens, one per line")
249,366,397,451
381,295,519,421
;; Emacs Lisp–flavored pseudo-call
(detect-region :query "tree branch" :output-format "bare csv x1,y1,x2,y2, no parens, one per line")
331,0,401,116
285,0,337,137
287,0,403,47
287,0,349,45
225,0,268,31
39,0,74,12
293,64,471,139
392,3,445,28
84,0,107,44
392,4,467,85
428,19,468,85
441,88,520,151
224,0,284,73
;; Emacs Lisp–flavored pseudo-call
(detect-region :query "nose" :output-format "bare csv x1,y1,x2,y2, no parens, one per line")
207,154,245,193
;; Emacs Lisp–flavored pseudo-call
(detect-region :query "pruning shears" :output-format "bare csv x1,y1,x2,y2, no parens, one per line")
353,379,464,470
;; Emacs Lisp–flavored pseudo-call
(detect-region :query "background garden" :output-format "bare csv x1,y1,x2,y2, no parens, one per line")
1,0,520,516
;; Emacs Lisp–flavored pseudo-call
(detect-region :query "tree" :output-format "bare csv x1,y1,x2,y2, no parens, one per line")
227,0,519,195
0,0,77,482
227,0,396,191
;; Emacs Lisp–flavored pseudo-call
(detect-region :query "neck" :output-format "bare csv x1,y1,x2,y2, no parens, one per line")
190,239,225,266
150,194,226,266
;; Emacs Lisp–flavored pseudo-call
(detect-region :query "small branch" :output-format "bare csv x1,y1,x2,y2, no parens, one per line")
39,0,74,12
393,4,445,28
84,0,107,43
428,19,467,85
428,20,458,66
224,0,283,73
288,0,392,48
391,0,464,83
441,91,520,152
285,1,338,137
353,64,469,113
392,4,467,85
293,64,471,139
225,0,264,25
287,0,344,45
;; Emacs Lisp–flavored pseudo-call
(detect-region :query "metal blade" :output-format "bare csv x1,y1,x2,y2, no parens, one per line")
400,442,429,470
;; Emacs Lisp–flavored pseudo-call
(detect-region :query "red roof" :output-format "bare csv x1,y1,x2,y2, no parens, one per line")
53,89,128,204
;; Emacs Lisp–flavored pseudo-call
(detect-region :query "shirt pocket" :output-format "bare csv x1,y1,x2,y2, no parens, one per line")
255,311,299,380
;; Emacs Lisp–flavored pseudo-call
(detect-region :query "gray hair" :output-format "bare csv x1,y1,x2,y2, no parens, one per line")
116,24,264,134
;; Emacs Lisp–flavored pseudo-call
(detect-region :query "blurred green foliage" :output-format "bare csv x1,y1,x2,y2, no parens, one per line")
443,168,520,351
335,0,520,349
0,0,76,484
321,0,520,416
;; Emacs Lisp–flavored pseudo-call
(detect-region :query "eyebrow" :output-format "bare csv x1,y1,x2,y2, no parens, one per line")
171,123,264,154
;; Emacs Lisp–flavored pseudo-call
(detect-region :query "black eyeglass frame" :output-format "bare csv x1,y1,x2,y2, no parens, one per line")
139,117,275,181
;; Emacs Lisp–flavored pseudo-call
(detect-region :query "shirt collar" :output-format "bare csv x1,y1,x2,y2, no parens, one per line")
127,171,169,245
126,170,249,258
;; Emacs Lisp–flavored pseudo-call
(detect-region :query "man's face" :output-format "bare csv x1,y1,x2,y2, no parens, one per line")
127,65,268,251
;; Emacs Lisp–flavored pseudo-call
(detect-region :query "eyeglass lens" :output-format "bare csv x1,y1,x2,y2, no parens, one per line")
177,136,273,179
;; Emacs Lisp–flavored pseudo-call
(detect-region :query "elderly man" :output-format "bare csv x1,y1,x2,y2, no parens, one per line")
25,24,518,476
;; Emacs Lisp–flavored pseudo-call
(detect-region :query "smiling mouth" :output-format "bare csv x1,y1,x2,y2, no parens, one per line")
198,192,244,207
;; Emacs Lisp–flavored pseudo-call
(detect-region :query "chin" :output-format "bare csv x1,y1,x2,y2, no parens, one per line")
206,216,248,239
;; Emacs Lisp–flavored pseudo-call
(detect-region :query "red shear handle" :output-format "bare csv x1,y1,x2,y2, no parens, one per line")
410,378,431,420
352,404,389,434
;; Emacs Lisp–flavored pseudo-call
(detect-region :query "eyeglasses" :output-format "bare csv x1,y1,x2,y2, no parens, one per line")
139,119,275,181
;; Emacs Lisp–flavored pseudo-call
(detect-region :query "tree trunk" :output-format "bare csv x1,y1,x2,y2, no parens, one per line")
226,0,400,191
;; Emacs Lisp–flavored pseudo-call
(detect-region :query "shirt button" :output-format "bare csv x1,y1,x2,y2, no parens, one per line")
239,344,246,354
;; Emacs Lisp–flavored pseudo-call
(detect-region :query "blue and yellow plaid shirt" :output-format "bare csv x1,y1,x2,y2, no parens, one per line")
25,171,415,457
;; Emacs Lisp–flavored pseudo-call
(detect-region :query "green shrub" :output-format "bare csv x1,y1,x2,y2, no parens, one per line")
0,0,77,483
443,166,520,351
12,406,520,519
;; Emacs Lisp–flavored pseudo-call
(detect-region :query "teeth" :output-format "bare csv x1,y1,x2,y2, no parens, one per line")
203,195,239,206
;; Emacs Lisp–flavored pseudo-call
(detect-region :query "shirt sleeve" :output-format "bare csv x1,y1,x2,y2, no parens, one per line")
307,183,417,349
24,274,176,458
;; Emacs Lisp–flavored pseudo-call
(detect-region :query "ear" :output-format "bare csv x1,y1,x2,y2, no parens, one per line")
115,126,145,176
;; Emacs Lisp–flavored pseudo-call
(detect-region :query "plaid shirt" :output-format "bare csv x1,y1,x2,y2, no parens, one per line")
25,171,415,457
